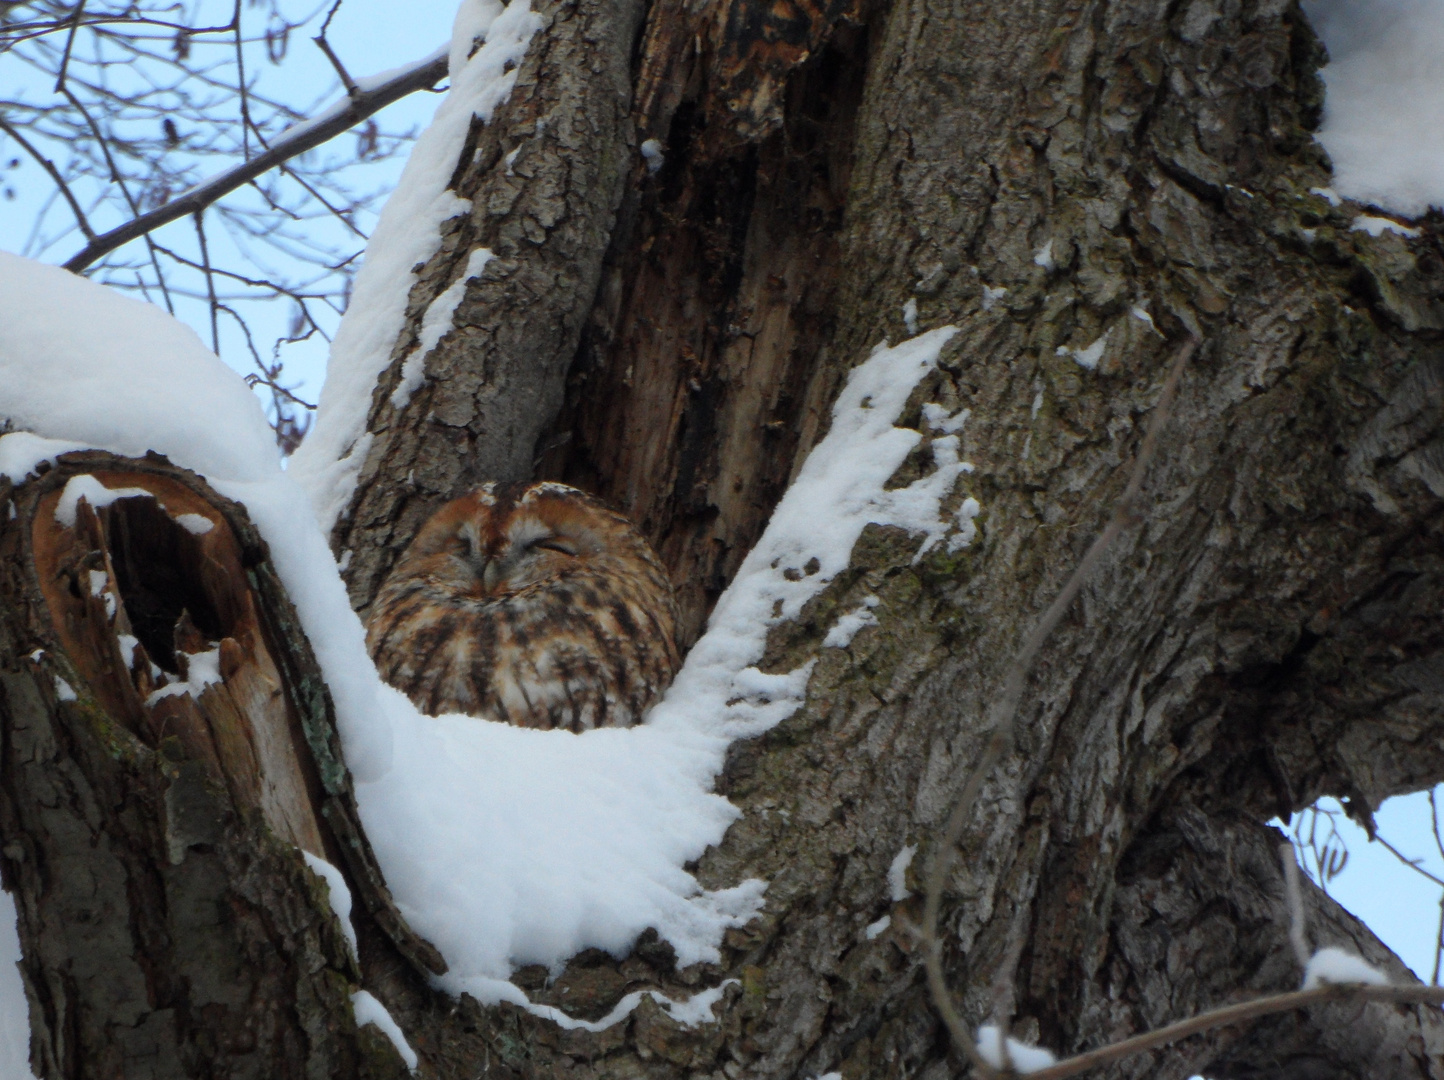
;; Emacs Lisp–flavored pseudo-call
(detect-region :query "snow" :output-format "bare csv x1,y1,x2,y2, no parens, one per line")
303,852,360,959
922,403,969,435
864,915,891,939
1,224,975,1029
175,513,213,535
1306,0,1444,216
1131,305,1161,335
1350,214,1421,238
54,475,153,527
0,253,278,484
640,138,666,173
981,283,1008,310
1302,947,1390,990
1,889,38,1080
145,647,223,706
389,247,495,410
352,990,419,1070
0,432,89,484
1057,330,1110,371
289,0,543,533
1032,240,1055,269
902,298,919,335
888,844,917,902
953,496,981,549
656,980,735,1024
53,677,77,702
976,1025,1058,1073
822,595,879,648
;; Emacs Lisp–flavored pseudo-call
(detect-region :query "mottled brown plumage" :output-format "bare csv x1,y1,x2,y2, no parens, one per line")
366,482,681,731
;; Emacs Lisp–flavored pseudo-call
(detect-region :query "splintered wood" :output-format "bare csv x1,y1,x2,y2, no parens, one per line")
4,451,445,981
32,468,327,859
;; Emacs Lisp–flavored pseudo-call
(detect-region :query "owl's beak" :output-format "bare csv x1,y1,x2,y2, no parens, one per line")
481,557,503,592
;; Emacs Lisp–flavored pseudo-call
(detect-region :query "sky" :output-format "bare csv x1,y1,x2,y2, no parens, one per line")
0,0,461,415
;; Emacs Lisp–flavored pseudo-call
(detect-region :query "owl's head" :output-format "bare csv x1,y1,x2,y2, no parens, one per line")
395,481,668,600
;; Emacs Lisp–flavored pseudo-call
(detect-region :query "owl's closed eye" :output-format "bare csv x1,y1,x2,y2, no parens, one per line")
365,481,681,731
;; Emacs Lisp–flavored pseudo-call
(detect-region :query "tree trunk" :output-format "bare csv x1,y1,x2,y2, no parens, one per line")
9,0,1444,1076
0,451,440,1078
338,0,1444,1072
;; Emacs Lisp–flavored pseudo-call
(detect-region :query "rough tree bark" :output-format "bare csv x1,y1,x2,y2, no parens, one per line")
0,453,442,1078
7,0,1444,1076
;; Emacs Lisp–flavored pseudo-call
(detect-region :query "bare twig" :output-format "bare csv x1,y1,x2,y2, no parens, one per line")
922,336,1198,1075
1019,982,1444,1080
0,113,96,240
1431,789,1444,985
193,210,219,353
51,0,84,92
61,48,446,272
231,0,252,160
1373,832,1444,889
1433,895,1443,987
313,13,359,102
56,83,175,312
1281,842,1311,970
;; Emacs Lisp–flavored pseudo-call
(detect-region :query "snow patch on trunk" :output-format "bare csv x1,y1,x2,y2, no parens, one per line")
1306,0,1444,217
289,0,543,532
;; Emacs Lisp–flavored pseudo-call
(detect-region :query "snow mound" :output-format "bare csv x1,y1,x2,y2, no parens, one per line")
976,1025,1058,1073
1,248,976,1023
1302,946,1390,990
1306,0,1444,216
0,252,278,483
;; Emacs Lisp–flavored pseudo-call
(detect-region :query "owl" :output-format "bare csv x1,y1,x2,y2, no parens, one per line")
365,481,681,731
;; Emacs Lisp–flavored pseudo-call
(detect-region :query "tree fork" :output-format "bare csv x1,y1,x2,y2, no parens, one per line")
0,451,438,1078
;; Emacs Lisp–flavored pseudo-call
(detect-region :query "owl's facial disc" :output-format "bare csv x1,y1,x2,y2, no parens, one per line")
465,517,585,594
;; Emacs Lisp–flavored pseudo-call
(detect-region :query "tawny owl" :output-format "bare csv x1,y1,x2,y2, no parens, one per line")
365,481,681,731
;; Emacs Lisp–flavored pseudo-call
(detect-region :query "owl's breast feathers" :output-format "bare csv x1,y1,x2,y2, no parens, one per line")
366,482,680,731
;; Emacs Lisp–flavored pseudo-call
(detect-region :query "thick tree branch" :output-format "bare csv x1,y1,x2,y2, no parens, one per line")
61,48,448,273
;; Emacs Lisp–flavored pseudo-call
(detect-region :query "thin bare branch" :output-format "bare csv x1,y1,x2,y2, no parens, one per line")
56,83,175,311
1433,895,1443,987
1373,832,1444,889
1282,842,1311,970
61,48,446,272
0,112,96,240
193,209,219,354
231,0,251,160
313,2,359,102
1019,982,1444,1080
51,0,84,92
922,336,1198,1076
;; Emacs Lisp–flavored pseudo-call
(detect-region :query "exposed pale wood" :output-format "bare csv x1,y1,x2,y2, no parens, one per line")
537,22,872,643
1,451,442,1077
